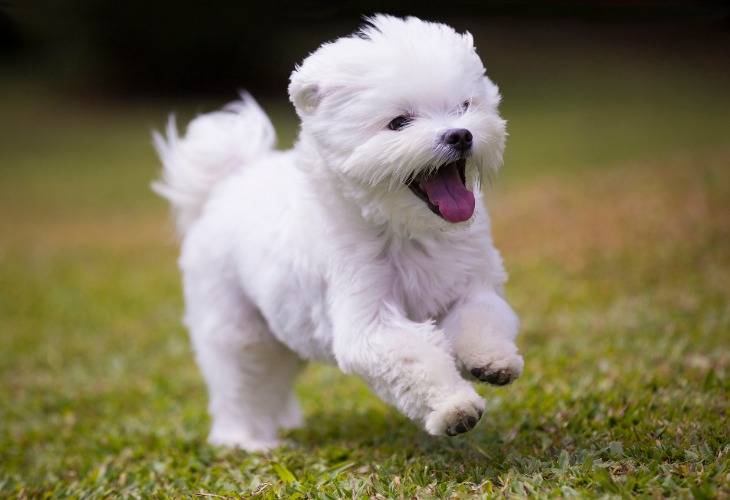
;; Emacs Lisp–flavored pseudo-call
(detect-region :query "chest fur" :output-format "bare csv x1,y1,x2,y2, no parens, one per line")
384,235,482,322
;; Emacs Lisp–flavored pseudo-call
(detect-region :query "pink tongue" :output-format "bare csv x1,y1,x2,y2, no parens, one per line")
423,164,475,222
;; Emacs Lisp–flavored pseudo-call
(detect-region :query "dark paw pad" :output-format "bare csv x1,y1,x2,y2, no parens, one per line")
445,410,483,437
471,367,514,386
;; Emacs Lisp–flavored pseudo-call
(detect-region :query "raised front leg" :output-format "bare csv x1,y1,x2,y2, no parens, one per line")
331,303,486,437
442,291,524,386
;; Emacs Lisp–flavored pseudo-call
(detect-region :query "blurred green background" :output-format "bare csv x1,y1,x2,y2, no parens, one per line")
1,1,729,497
3,1,729,174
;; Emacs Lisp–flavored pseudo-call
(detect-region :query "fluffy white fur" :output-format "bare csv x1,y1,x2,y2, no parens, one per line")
154,14,523,451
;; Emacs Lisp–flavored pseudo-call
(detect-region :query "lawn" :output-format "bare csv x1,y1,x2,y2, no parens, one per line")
1,46,729,497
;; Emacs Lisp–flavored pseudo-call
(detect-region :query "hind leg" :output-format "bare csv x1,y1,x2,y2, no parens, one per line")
183,268,304,451
201,334,305,451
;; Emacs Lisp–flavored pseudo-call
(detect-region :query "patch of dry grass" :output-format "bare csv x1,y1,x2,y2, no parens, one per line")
490,151,730,272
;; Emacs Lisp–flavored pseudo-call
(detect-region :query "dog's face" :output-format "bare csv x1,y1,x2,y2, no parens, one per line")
289,15,506,232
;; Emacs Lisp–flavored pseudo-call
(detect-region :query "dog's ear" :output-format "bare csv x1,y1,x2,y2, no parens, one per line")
482,76,502,108
289,70,322,117
478,75,507,179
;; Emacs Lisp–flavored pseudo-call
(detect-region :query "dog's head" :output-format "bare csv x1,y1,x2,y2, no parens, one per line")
289,14,506,232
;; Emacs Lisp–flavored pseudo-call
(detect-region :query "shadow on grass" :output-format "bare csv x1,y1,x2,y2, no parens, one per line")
282,401,529,470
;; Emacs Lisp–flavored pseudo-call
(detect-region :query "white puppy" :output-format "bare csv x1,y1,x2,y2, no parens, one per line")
154,14,523,451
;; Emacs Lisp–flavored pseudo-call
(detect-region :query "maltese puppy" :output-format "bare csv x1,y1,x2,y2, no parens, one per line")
154,14,523,451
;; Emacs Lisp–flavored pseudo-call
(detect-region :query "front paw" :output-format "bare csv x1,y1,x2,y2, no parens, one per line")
469,351,524,386
424,390,486,437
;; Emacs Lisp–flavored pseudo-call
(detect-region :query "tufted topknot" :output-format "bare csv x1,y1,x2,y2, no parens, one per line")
358,14,475,57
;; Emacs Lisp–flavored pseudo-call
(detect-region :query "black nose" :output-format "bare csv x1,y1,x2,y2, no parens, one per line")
443,128,473,153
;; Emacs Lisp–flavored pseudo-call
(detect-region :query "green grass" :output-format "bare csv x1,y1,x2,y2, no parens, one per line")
1,54,729,498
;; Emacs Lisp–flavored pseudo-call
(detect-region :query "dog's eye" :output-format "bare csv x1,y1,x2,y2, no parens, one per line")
388,115,412,131
462,100,471,111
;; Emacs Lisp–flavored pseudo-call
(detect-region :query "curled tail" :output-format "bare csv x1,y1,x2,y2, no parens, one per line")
152,93,276,234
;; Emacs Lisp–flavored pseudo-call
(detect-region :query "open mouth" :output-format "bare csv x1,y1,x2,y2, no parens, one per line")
407,158,475,223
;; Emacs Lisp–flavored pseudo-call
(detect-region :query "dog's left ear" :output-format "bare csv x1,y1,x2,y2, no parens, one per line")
482,76,502,108
478,75,507,178
289,69,322,117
